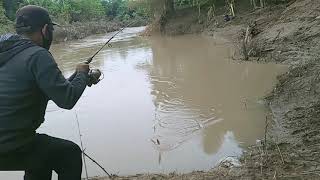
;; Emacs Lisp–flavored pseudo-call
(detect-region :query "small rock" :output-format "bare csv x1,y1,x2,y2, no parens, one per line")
220,157,241,168
256,139,262,146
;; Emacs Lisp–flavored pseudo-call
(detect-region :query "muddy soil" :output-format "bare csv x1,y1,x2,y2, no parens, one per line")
103,0,320,179
239,0,320,179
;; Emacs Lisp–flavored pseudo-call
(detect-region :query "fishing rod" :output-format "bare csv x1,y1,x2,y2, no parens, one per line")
85,20,137,65
85,20,138,86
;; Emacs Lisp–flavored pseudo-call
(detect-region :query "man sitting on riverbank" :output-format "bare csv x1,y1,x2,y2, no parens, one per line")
0,5,93,180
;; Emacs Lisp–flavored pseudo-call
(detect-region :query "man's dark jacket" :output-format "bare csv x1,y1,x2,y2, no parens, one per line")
0,34,88,154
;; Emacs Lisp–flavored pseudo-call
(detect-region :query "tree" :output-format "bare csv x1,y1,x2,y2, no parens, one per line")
0,0,13,34
151,0,175,20
2,0,22,20
164,0,174,15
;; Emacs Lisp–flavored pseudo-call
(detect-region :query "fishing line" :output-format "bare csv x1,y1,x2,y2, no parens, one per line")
72,19,142,179
74,111,89,180
82,151,112,178
85,20,139,64
74,111,113,179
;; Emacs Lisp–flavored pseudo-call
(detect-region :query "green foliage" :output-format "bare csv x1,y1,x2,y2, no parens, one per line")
127,0,152,19
101,0,151,22
0,0,13,34
68,0,105,22
8,0,150,23
102,0,127,18
2,0,22,20
21,0,105,22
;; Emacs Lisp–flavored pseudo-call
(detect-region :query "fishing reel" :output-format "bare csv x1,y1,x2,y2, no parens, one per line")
88,69,103,87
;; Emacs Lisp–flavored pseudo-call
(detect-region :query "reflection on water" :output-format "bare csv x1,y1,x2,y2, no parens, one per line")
0,27,287,179
148,35,285,156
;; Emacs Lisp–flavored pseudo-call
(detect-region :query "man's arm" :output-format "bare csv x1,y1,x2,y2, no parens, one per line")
28,50,89,110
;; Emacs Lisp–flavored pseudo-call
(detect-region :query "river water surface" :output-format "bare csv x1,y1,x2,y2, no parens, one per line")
1,27,287,179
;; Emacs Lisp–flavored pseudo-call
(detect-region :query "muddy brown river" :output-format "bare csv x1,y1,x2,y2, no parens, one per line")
0,27,287,179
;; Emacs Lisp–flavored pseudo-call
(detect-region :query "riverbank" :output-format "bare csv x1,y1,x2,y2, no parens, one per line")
53,20,122,42
53,18,148,42
101,0,320,179
209,1,320,179
0,19,144,42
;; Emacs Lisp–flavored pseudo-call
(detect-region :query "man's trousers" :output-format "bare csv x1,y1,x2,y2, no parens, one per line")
0,134,83,180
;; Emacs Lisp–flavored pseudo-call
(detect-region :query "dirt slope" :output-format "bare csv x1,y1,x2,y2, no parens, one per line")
209,0,320,179
208,0,320,179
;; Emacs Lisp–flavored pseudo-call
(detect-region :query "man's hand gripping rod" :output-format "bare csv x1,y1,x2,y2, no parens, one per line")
85,21,136,86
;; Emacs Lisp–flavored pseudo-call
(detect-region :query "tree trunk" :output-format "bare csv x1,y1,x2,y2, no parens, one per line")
151,0,174,18
2,0,21,20
151,0,175,33
260,0,265,8
164,0,174,15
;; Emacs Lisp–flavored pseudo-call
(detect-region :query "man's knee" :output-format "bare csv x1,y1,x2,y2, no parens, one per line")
64,141,82,162
51,140,83,178
43,135,82,163
68,142,82,155
57,140,82,171
38,134,82,158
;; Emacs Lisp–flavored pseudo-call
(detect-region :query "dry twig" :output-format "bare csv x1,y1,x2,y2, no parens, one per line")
276,143,285,164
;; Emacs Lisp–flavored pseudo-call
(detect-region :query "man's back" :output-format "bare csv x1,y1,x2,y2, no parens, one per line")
0,34,89,154
0,34,46,153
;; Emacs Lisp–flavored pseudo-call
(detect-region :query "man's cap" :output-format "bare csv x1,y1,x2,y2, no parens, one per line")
15,5,59,30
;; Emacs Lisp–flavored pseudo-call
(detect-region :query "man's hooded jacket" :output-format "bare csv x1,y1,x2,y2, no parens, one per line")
0,34,88,154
